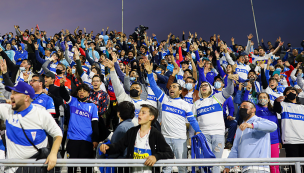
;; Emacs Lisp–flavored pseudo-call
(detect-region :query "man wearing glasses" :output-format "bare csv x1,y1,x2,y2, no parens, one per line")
29,75,55,115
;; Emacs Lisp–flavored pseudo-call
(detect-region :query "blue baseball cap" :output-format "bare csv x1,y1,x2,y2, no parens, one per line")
5,81,35,99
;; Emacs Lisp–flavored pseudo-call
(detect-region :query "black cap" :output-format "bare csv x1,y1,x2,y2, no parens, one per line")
43,71,55,79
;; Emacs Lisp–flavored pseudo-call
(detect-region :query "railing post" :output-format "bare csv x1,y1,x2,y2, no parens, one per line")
295,162,301,173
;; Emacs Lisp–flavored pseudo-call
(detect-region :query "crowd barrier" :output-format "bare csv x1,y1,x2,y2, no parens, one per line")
0,158,304,173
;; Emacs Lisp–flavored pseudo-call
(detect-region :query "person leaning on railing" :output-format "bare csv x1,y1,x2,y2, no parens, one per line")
100,104,174,173
0,81,62,173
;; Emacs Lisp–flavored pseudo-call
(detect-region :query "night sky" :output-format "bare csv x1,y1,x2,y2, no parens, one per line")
1,0,304,48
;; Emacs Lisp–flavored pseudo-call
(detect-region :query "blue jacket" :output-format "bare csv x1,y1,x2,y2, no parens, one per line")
255,104,281,144
14,43,28,65
227,115,277,170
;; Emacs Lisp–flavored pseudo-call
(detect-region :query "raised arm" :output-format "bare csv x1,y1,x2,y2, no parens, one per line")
253,116,277,133
260,63,268,89
0,47,18,70
34,43,46,65
223,75,238,99
104,58,131,103
42,59,52,74
0,59,14,87
297,69,304,89
272,41,284,55
144,59,165,101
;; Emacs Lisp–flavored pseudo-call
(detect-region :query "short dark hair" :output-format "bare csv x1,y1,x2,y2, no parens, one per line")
92,75,101,81
23,59,32,66
117,101,135,120
283,86,298,96
131,81,142,90
32,74,44,82
140,45,148,51
241,100,256,109
186,77,196,83
141,104,158,125
184,69,193,76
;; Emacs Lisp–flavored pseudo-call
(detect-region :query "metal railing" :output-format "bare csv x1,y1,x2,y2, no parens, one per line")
0,158,304,173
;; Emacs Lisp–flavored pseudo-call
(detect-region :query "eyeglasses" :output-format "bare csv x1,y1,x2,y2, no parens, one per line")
30,80,39,83
200,84,209,88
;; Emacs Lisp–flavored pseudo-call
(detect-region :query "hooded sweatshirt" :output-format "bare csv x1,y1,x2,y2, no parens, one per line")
192,78,234,135
14,43,28,65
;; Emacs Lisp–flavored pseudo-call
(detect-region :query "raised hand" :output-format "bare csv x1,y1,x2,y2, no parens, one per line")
231,37,235,42
111,52,117,63
105,59,115,69
74,48,79,59
247,33,253,40
34,43,39,50
0,59,7,73
261,38,264,43
143,59,153,73
125,65,131,76
197,59,205,68
84,28,86,33
172,67,180,76
296,62,302,69
284,61,290,67
279,41,284,47
215,50,220,60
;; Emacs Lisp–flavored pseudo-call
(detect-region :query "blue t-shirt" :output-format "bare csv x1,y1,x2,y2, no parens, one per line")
32,93,55,115
67,96,98,142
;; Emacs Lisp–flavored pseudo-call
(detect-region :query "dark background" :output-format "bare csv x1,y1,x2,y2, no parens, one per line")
1,0,303,48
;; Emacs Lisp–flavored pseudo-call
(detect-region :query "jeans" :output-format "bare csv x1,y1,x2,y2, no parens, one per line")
162,138,187,173
59,116,65,132
204,134,225,173
224,118,237,143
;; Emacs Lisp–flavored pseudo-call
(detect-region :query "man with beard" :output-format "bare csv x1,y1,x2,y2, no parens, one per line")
0,81,62,173
224,101,277,173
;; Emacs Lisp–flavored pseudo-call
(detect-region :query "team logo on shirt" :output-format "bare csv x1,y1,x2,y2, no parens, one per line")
31,132,37,141
38,99,43,103
75,109,91,118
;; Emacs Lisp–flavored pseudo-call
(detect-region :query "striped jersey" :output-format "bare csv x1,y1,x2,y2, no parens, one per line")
0,104,62,172
147,73,201,139
192,92,226,135
280,102,304,144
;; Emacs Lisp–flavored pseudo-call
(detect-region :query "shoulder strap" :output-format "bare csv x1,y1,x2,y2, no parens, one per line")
19,122,39,152
212,95,223,111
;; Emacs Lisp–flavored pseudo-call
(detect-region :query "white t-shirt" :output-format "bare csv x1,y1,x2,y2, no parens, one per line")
133,129,152,173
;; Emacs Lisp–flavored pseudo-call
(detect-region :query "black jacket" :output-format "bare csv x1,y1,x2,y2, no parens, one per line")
0,51,20,83
48,84,63,119
107,125,174,173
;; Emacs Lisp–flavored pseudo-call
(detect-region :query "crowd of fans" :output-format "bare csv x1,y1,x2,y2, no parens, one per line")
0,25,304,173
